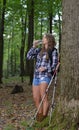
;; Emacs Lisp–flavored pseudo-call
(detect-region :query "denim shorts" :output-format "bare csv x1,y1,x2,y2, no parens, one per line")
32,77,51,86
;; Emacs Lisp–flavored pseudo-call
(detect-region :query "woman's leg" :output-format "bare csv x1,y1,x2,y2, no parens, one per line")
39,82,49,116
32,85,43,114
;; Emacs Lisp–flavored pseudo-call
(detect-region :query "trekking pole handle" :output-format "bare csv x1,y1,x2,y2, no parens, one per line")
53,62,60,75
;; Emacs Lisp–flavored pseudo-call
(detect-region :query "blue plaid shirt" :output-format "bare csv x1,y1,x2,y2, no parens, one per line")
27,47,58,78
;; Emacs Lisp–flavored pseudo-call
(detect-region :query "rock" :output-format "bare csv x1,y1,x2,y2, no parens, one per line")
11,85,24,94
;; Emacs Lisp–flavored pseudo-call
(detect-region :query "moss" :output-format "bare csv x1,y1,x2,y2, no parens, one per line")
26,103,78,130
47,106,77,130
69,123,76,130
4,124,15,130
33,116,49,128
21,120,28,127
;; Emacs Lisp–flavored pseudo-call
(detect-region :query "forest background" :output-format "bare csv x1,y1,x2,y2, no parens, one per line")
0,0,79,130
0,0,61,84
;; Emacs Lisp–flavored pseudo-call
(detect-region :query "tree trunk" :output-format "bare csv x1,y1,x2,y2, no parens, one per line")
49,13,52,34
10,25,14,76
59,0,79,100
7,38,10,77
26,0,34,84
0,0,6,83
58,11,61,54
40,13,43,39
20,9,27,82
47,0,53,33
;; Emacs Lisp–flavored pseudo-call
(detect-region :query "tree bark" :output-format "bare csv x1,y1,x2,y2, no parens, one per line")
59,0,79,100
47,0,53,33
20,8,27,82
26,0,34,84
0,0,6,83
49,13,52,34
58,11,61,54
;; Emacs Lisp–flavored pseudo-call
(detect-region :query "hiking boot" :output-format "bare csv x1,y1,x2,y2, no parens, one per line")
36,113,39,121
36,113,48,122
36,113,43,122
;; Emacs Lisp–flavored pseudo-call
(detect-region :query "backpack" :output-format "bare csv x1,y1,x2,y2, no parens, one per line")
48,48,58,75
48,48,57,65
38,47,57,65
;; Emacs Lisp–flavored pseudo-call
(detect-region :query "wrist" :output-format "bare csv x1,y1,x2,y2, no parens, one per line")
32,45,36,48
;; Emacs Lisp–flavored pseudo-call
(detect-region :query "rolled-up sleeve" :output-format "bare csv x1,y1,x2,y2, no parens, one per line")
27,47,40,60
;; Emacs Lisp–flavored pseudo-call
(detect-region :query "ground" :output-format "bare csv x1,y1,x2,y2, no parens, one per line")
0,78,78,130
0,78,53,130
0,80,36,130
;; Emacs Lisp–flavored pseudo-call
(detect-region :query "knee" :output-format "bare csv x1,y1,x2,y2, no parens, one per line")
33,95,40,103
41,94,48,101
43,96,49,103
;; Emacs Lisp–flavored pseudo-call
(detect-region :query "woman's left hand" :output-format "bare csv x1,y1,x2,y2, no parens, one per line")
38,67,46,72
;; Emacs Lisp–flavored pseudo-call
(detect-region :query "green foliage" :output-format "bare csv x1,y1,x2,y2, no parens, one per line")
3,0,62,78
3,76,29,83
28,105,77,130
4,124,15,130
21,120,28,127
33,116,49,128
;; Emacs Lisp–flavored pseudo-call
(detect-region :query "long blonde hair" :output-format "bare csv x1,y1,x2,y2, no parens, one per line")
40,33,56,60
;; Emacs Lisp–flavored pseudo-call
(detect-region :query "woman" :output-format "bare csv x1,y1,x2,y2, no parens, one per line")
27,33,58,122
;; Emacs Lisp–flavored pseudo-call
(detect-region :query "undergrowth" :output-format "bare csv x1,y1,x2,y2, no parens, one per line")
25,105,78,130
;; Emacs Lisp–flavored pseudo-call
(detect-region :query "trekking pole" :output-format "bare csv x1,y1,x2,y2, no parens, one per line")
49,63,60,125
49,73,57,125
30,74,54,127
30,63,60,127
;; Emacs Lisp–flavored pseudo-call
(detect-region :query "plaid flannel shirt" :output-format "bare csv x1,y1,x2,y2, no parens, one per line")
27,47,58,78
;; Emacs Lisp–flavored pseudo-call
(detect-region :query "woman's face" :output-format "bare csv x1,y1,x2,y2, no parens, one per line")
42,36,48,49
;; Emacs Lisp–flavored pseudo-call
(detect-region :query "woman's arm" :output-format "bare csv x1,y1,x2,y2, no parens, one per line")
27,47,41,60
27,40,41,60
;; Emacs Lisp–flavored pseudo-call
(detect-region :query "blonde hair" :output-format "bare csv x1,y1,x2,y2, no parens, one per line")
40,33,56,59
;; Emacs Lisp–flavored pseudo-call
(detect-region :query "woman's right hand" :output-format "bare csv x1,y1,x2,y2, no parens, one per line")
33,40,40,48
38,66,46,72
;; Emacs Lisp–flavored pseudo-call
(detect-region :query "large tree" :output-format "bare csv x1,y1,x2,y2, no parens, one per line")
20,1,27,82
0,0,6,83
60,0,79,100
26,0,34,84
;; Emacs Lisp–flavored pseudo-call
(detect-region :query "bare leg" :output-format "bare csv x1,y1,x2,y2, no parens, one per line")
32,85,43,114
40,83,49,116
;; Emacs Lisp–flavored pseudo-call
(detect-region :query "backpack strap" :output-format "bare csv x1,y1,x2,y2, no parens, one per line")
48,48,57,65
